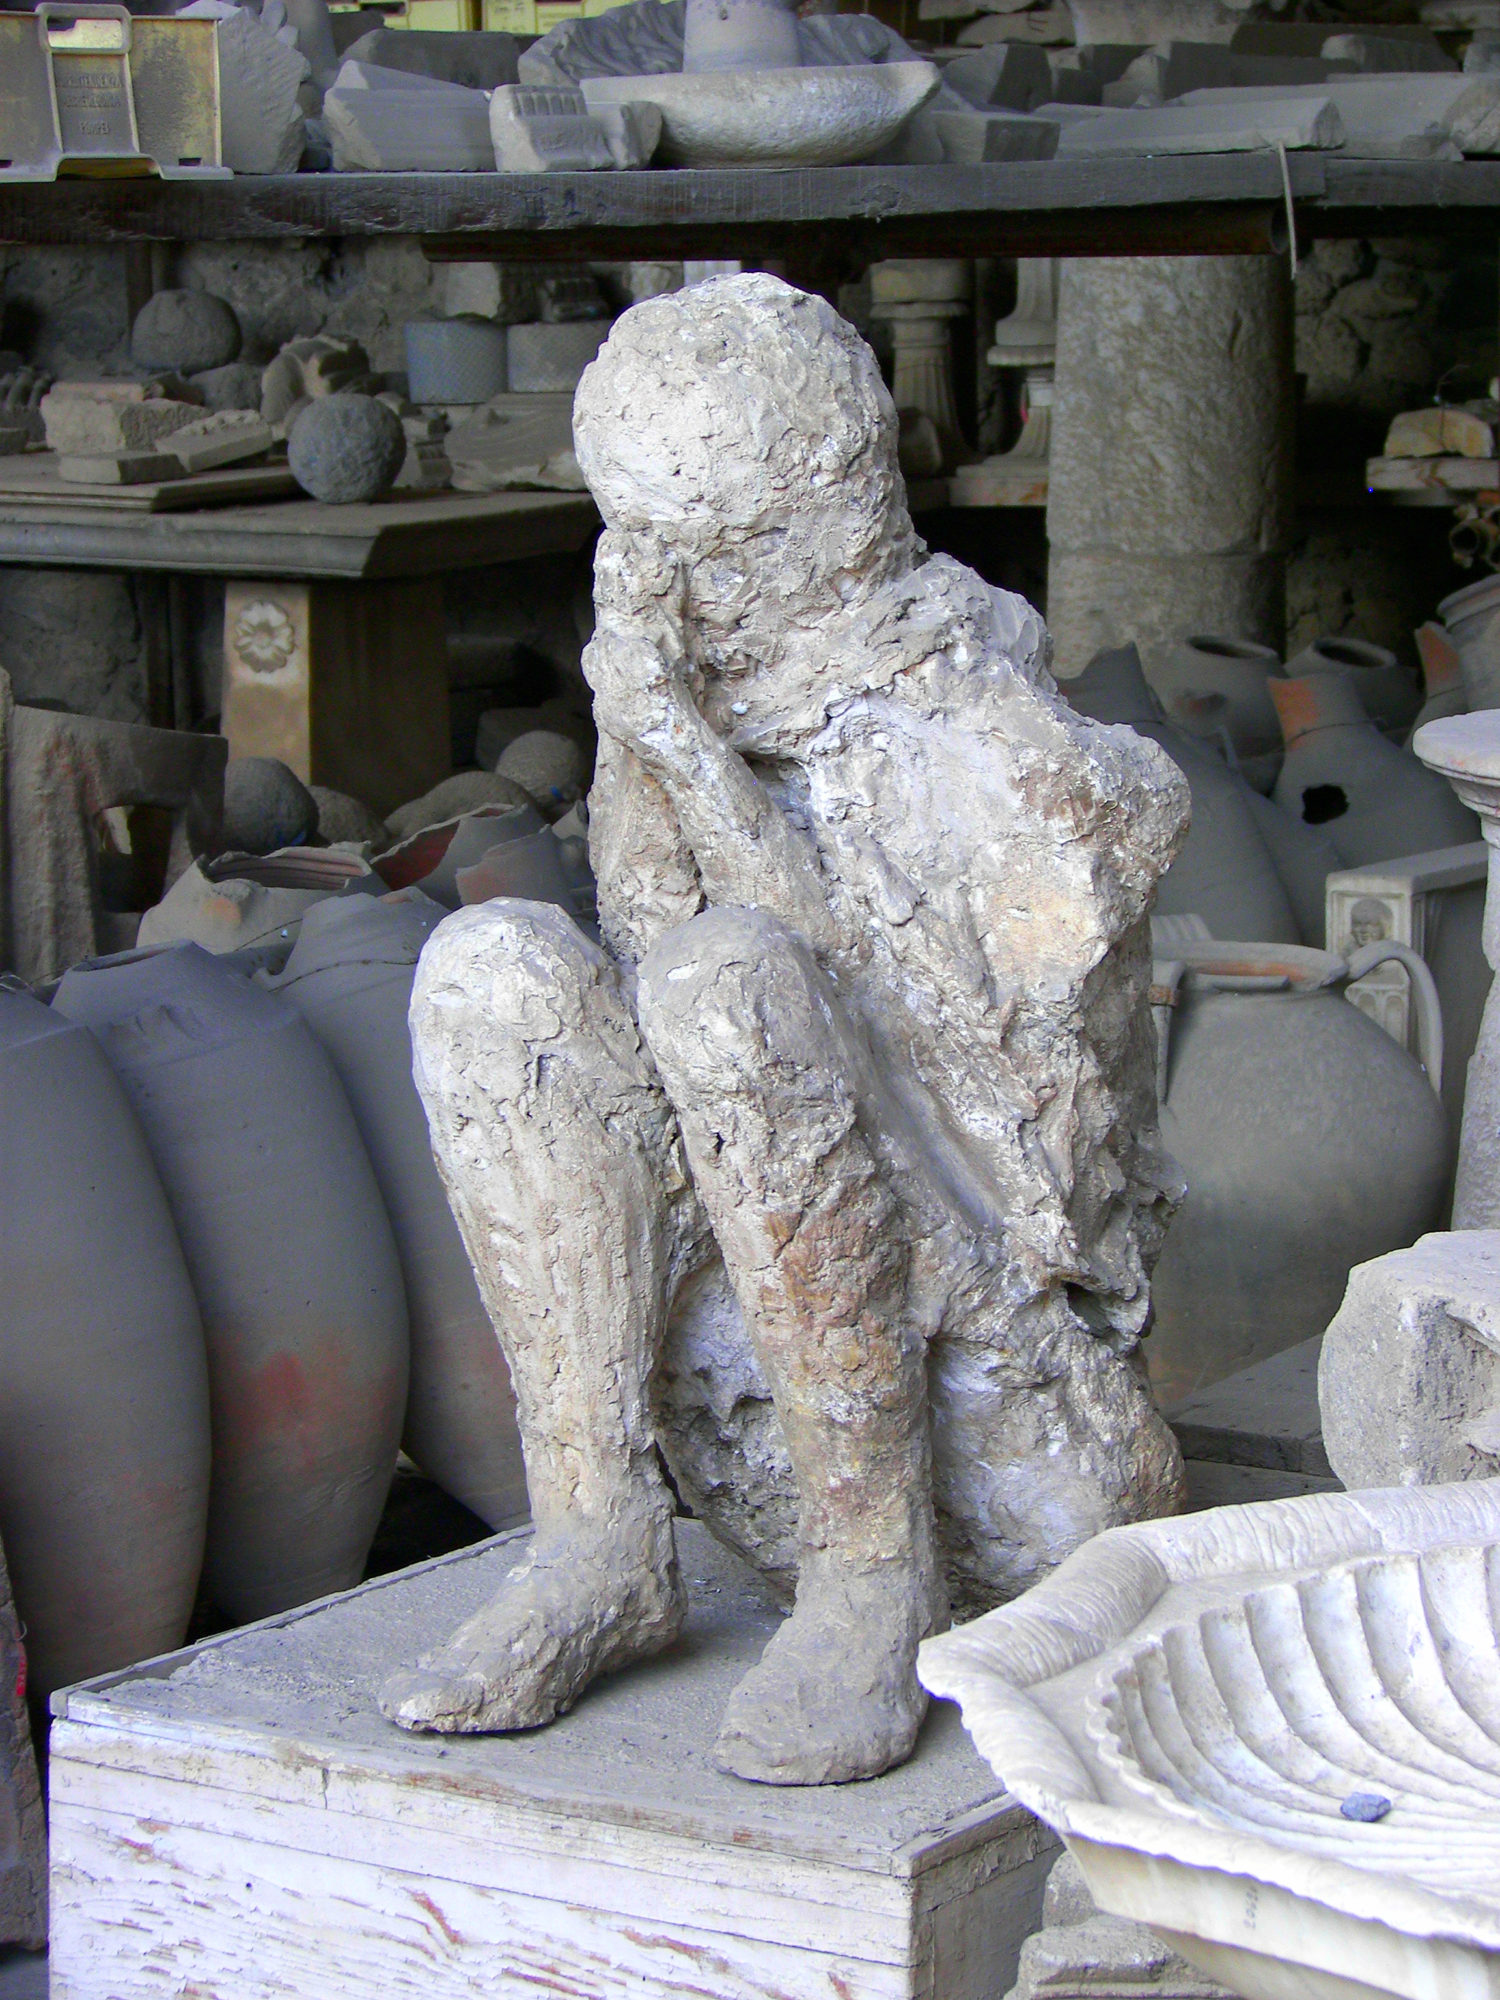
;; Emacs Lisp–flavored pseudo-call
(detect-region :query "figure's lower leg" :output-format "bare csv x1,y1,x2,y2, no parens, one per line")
381,903,705,1733
638,910,946,1784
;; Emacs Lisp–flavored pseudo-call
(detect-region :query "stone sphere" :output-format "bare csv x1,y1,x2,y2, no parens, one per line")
131,289,242,375
222,756,319,855
189,360,264,413
288,393,407,505
308,784,388,849
385,770,534,843
497,729,589,816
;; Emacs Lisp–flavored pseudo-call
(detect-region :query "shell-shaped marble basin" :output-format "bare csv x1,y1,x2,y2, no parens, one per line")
918,1482,1500,2000
581,63,937,169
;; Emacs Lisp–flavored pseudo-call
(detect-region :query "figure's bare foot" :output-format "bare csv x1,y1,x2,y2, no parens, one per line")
380,1520,686,1734
713,1557,945,1786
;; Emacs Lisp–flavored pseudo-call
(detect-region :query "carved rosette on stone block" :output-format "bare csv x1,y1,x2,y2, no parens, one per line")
385,273,1191,1790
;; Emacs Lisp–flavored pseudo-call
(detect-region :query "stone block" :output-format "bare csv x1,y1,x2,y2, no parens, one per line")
1057,95,1343,152
40,392,202,456
1320,1231,1500,1488
488,83,616,171
933,108,1060,159
57,450,189,485
1104,40,1337,105
49,1522,1058,2000
943,41,1053,109
1182,74,1471,155
442,262,540,325
1169,1335,1332,1476
1323,30,1455,72
167,410,275,474
339,25,521,89
323,61,494,171
506,318,611,393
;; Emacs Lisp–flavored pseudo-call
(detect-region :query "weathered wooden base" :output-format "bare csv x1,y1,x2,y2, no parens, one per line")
49,1522,1055,2000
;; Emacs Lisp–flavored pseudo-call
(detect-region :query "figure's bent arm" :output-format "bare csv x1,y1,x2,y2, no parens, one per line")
587,624,840,956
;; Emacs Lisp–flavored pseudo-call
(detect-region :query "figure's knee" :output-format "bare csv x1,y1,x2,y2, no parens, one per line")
636,907,838,1101
412,900,631,1074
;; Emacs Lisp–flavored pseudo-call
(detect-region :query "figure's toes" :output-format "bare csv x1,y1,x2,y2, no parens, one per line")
379,1665,493,1733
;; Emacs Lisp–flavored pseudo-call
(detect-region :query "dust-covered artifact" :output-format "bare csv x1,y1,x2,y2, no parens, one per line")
920,1479,1500,2000
381,275,1192,1787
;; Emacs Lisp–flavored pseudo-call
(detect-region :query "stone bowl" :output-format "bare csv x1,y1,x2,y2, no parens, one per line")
918,1481,1500,2000
581,62,937,168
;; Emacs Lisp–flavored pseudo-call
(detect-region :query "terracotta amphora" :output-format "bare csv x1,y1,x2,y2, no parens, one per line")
0,989,209,1694
1286,635,1421,739
1271,671,1478,868
1150,633,1286,794
54,945,409,1623
1147,938,1449,1406
1066,645,1301,944
271,894,529,1531
1440,573,1500,712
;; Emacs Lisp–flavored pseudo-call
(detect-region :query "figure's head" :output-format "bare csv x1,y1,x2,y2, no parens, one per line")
574,273,917,686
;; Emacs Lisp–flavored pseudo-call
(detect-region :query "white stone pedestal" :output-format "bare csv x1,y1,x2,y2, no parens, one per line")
49,1523,1055,2000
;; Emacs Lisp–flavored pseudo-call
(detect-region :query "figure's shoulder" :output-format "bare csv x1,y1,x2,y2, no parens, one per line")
856,553,1054,706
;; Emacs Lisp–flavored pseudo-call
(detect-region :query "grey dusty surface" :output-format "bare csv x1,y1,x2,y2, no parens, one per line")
1170,1335,1331,1476
63,1521,1014,1868
0,1954,44,2000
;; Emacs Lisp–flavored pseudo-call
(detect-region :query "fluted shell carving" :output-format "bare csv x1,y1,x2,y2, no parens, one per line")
918,1482,1500,2000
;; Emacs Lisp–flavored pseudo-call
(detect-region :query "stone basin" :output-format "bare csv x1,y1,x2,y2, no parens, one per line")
918,1482,1500,2000
581,62,937,168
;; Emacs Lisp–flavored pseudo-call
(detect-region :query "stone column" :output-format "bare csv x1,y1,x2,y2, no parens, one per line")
1414,710,1500,1227
1046,254,1294,680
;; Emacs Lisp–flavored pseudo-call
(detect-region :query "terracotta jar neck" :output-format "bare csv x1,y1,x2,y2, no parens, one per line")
1270,671,1369,750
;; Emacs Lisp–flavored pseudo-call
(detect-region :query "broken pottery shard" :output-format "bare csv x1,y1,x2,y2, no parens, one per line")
1319,1230,1500,1490
1058,94,1343,152
41,392,202,457
323,61,493,171
382,274,1189,1792
933,108,1060,160
488,83,615,170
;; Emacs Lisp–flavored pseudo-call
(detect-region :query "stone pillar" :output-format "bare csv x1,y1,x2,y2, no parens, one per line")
1413,710,1500,1227
1046,254,1294,680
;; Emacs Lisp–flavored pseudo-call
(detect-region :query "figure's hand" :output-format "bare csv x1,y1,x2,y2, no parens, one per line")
592,528,689,659
586,531,702,777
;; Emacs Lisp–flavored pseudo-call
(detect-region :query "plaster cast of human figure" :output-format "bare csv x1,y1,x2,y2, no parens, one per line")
380,274,1191,1786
